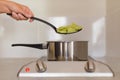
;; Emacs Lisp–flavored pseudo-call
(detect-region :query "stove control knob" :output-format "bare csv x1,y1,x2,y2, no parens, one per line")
84,60,95,72
35,60,47,72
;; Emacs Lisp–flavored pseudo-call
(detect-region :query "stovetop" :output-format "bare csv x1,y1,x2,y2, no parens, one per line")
17,58,114,78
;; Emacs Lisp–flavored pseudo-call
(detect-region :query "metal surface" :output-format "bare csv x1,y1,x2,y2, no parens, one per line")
35,59,47,72
17,59,114,78
84,60,95,72
47,41,88,61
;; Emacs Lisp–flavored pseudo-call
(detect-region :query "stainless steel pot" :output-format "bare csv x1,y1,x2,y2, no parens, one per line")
12,41,88,61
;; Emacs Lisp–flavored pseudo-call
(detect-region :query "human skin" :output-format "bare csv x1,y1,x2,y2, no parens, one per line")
0,0,34,21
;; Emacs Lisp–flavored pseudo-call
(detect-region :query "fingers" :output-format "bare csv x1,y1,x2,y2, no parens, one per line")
12,6,34,21
21,6,34,18
9,12,34,22
5,1,34,21
21,6,34,22
18,13,28,20
11,12,28,21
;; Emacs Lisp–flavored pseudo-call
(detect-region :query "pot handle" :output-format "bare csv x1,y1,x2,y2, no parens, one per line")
12,43,48,49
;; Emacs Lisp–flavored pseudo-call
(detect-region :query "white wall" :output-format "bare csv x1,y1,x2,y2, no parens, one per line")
0,0,106,58
106,0,120,57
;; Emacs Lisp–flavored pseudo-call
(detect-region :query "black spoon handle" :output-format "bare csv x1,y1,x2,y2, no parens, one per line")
12,44,47,49
31,17,57,31
7,13,57,31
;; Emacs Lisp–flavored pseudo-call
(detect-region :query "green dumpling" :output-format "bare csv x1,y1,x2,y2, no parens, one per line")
57,26,67,33
67,27,76,33
57,23,83,34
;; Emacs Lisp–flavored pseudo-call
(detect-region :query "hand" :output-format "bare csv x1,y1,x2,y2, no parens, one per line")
0,0,34,22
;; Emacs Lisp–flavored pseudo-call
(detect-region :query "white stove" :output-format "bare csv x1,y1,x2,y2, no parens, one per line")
17,58,114,78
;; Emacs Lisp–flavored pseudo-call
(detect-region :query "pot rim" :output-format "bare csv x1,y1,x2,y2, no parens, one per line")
47,41,88,42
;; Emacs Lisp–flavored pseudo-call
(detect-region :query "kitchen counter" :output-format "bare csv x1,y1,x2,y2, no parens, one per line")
0,57,120,80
